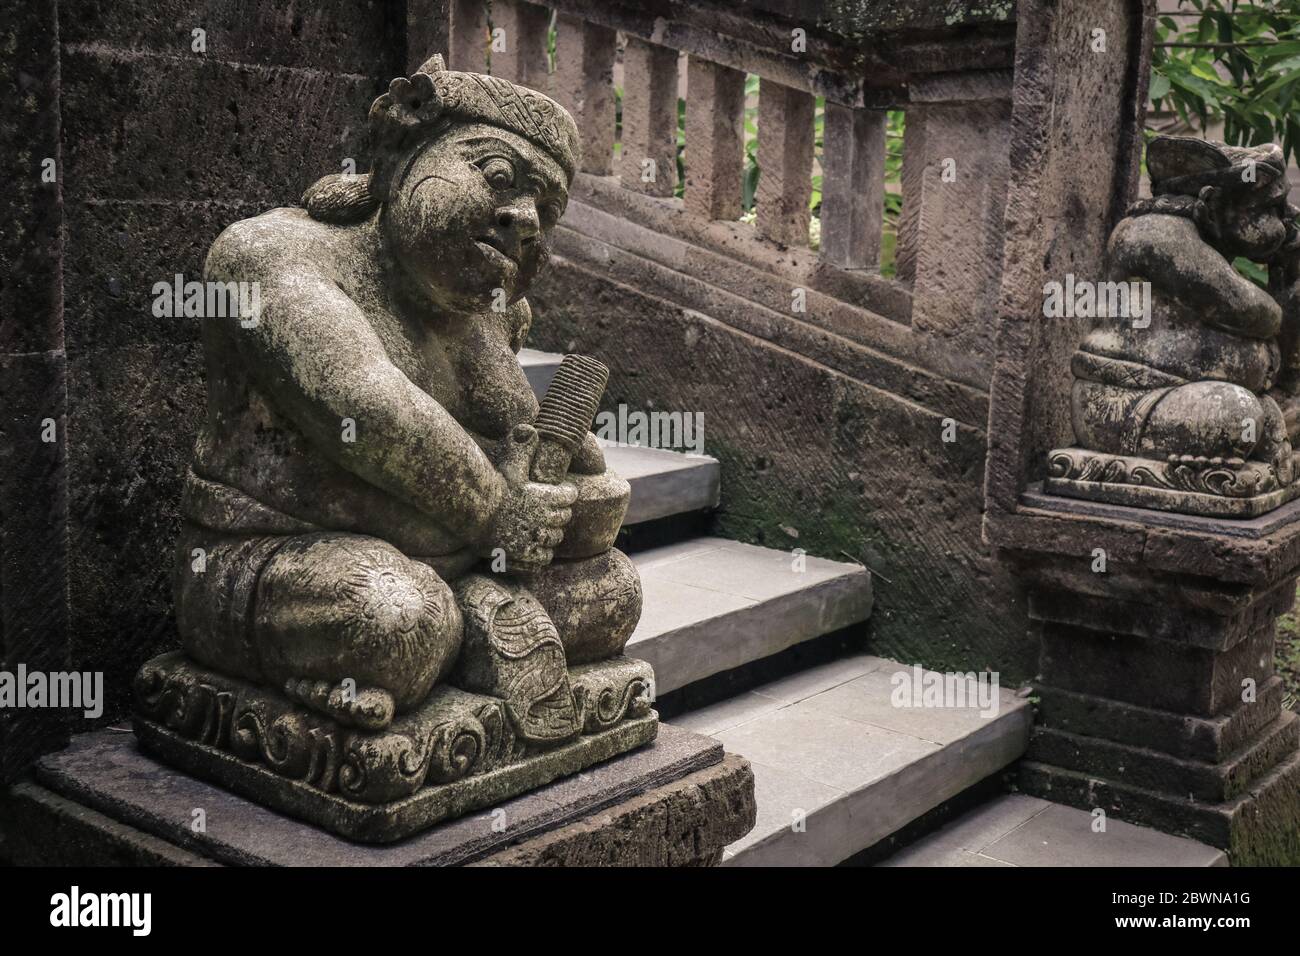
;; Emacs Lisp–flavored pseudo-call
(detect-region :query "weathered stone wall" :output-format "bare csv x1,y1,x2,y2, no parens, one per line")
21,2,442,733
1,0,71,780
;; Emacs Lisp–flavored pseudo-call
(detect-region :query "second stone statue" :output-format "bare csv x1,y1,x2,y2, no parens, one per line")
131,55,654,842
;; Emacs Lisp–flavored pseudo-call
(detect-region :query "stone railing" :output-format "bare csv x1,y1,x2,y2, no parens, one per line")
446,0,1019,390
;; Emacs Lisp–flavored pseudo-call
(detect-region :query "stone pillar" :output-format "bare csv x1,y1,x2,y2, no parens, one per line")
819,103,885,270
684,57,745,221
1009,557,1300,866
618,37,679,197
489,0,550,91
755,80,815,247
907,98,1011,380
449,0,488,72
552,14,617,176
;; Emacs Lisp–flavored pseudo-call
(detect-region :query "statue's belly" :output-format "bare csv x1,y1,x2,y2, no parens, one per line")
188,425,470,559
1077,313,1279,392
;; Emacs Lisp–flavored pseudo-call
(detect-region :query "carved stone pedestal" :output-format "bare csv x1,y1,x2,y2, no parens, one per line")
1008,551,1300,865
1045,448,1300,518
5,722,755,866
133,651,658,843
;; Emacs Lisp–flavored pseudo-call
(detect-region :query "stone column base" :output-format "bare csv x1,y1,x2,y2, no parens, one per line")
1017,567,1300,866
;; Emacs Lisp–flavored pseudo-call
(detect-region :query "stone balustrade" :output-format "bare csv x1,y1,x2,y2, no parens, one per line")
445,0,1015,366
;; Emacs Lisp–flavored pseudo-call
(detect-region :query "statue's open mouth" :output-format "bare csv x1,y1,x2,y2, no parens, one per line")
474,237,519,277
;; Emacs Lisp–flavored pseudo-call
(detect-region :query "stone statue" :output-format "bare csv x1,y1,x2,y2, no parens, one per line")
1046,134,1300,517
132,56,654,842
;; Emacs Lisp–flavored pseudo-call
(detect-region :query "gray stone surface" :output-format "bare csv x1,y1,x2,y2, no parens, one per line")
601,443,721,525
627,538,873,694
664,654,1032,866
472,754,756,866
35,723,723,865
521,351,721,524
519,347,561,396
881,794,1227,867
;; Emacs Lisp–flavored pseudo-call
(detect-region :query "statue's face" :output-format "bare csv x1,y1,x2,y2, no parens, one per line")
1208,174,1294,261
383,123,569,313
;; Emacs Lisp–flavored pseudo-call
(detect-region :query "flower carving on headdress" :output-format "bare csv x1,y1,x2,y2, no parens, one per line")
369,70,442,150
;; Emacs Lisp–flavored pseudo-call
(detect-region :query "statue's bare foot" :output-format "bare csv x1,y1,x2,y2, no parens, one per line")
283,678,395,731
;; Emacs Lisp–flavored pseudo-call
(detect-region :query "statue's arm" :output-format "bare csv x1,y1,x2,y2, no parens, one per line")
215,259,507,543
1109,215,1281,339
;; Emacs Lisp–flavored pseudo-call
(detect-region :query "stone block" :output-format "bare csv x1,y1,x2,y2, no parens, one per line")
64,199,263,353
0,351,71,781
66,343,205,727
1039,617,1276,718
1027,712,1299,803
1019,749,1300,865
61,0,401,75
1035,677,1286,764
33,722,733,864
61,47,382,207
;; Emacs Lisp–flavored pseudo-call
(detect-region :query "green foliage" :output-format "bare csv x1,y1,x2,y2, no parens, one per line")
1151,1,1300,162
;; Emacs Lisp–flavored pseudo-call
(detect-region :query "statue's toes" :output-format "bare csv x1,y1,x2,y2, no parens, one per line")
284,678,396,731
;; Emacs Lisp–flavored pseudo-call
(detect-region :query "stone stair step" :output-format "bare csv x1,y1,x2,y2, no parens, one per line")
878,793,1227,867
520,350,719,523
519,347,562,396
628,538,872,695
666,653,1032,866
603,442,719,525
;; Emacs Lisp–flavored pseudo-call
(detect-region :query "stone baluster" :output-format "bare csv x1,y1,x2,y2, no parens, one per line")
893,106,926,283
819,103,886,270
489,0,551,90
684,57,746,221
552,14,617,176
449,0,489,71
618,37,679,198
755,80,815,247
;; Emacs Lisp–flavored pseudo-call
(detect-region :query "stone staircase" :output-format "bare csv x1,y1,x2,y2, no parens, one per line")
523,349,1226,867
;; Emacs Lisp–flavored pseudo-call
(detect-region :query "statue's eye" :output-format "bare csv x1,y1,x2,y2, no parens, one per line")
540,201,562,226
480,158,515,189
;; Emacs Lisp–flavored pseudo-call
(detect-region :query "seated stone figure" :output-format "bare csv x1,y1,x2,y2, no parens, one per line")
169,56,641,749
1047,134,1300,516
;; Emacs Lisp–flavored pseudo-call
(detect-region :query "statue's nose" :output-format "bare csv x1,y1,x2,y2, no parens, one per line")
495,199,540,253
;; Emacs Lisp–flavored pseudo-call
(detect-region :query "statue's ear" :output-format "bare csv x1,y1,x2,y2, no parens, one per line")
1147,135,1231,183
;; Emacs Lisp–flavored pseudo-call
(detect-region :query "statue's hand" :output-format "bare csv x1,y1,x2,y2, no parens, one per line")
480,424,578,568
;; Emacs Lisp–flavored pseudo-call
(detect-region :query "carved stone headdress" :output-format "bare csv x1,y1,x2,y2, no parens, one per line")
304,55,580,223
1146,134,1285,197
1126,135,1294,239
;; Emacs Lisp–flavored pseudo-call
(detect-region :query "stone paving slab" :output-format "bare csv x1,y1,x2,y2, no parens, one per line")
881,793,1228,867
663,654,1032,866
629,539,873,694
